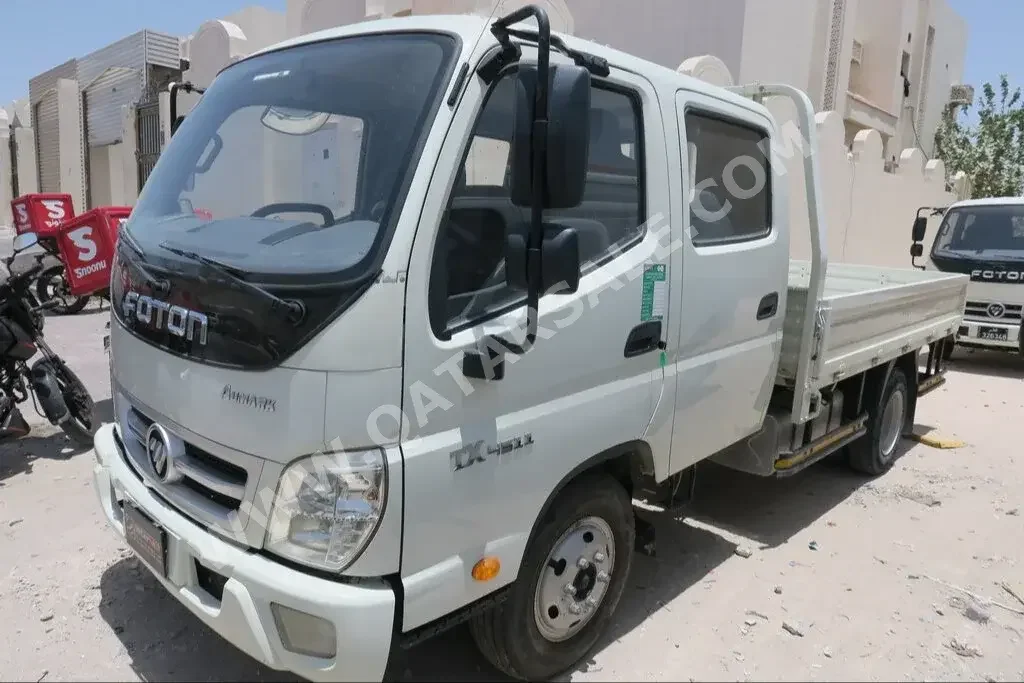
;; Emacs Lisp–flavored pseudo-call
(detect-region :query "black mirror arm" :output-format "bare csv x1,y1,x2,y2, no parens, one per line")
169,81,207,136
500,26,610,77
487,4,552,356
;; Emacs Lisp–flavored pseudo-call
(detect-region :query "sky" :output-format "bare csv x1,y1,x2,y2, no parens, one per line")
0,0,1020,109
0,0,286,105
947,0,1024,105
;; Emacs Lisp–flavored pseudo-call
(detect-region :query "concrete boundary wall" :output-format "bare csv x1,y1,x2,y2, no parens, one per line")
677,56,966,268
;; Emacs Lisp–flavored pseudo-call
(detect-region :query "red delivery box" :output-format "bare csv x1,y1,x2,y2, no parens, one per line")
10,193,75,237
56,206,132,297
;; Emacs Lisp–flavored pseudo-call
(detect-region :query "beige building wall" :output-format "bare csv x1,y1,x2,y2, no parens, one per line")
0,110,12,227
56,78,86,213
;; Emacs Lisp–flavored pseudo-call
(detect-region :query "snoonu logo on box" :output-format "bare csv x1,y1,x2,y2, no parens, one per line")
13,203,30,229
41,199,67,228
66,225,107,279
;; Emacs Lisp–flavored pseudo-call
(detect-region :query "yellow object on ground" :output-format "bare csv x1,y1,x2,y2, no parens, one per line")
908,431,966,449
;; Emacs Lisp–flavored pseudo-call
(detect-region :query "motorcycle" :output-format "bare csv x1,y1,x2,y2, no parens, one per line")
0,232,97,446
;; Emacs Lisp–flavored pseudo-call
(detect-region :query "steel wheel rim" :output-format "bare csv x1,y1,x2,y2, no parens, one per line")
879,387,905,458
533,516,616,643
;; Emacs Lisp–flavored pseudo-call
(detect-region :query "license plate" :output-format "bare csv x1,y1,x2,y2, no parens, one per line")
124,502,168,578
978,326,1009,342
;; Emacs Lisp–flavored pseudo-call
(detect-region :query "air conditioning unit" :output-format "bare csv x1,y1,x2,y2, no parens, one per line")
949,84,975,107
851,39,864,65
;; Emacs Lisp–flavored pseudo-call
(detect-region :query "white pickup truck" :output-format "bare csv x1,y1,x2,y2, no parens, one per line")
92,7,968,681
911,197,1024,356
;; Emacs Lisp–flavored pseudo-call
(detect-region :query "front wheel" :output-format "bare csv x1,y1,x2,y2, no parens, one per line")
35,265,90,316
56,364,96,447
32,360,97,447
469,472,635,680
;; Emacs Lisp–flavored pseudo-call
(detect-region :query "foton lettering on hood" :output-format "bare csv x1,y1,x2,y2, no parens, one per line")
122,291,209,345
971,269,1024,283
222,384,277,412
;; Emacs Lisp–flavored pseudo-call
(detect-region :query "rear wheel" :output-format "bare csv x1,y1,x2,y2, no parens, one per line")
849,367,909,476
35,265,90,316
469,472,635,681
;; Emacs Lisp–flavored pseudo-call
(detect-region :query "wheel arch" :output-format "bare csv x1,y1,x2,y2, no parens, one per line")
523,440,652,552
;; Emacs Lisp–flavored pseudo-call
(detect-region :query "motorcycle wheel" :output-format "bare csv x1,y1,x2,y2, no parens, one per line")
35,265,91,316
52,364,97,447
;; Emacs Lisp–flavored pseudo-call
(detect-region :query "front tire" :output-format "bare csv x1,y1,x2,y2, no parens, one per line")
469,472,635,680
49,363,97,447
849,367,909,476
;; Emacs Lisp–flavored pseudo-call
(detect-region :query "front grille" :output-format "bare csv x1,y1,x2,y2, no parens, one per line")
965,300,1023,322
124,406,248,512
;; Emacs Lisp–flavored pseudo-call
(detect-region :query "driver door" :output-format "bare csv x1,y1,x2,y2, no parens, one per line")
396,60,671,631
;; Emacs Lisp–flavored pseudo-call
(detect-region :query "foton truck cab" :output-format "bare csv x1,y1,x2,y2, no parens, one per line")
93,7,966,682
911,197,1024,355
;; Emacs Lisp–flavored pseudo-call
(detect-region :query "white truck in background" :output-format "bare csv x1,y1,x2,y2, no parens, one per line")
92,7,969,681
911,197,1024,357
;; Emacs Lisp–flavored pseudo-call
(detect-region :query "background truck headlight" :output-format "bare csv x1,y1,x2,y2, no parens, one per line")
265,449,386,572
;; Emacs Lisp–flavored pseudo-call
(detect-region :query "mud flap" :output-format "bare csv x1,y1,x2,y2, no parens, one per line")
30,361,70,425
917,338,948,398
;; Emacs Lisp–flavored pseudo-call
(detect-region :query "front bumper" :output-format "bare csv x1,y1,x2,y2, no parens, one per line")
956,318,1021,352
91,423,396,682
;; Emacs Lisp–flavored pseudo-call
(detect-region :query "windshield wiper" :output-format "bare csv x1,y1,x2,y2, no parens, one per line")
119,229,172,296
158,242,305,324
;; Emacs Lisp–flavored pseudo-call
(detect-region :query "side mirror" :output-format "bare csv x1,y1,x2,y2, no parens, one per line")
171,115,185,136
11,232,39,254
911,216,927,242
509,63,592,209
910,243,924,258
506,223,581,294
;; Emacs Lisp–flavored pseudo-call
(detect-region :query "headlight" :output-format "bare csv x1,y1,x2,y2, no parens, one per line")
265,449,386,572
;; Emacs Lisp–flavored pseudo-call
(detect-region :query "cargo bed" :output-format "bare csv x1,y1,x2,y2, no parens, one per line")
779,260,968,392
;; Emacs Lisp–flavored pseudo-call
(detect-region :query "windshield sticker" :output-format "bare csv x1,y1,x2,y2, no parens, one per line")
253,70,291,82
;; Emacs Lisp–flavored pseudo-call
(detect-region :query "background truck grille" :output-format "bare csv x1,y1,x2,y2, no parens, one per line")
125,406,248,511
965,301,1023,322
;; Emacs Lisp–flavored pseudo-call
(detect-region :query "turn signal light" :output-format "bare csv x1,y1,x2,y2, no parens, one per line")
472,556,501,581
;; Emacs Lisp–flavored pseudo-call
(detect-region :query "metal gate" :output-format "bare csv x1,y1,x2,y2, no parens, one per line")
136,99,161,189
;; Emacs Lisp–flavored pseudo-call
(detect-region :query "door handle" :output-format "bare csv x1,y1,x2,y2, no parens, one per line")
757,292,779,320
624,320,663,358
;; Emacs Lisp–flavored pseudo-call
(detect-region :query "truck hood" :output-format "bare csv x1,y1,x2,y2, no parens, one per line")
110,321,328,463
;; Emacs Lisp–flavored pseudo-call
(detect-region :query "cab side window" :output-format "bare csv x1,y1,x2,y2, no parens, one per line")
430,73,645,338
684,112,771,246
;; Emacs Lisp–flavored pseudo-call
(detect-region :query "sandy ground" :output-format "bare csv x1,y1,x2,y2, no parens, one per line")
1,305,1023,682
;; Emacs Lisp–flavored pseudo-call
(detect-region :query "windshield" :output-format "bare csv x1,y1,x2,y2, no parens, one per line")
932,205,1024,261
126,32,457,283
